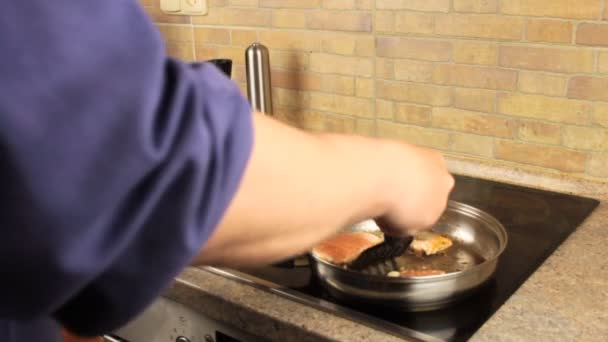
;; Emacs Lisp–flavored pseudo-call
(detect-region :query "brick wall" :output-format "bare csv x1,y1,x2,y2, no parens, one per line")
140,0,608,179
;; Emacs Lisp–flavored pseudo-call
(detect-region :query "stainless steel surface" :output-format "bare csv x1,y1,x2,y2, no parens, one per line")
311,201,508,311
245,42,273,115
113,297,263,342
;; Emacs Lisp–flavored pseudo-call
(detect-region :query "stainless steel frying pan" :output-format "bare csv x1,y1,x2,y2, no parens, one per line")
310,201,508,312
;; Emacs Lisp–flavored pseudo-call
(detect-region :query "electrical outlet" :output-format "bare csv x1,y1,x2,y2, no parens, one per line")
160,0,207,15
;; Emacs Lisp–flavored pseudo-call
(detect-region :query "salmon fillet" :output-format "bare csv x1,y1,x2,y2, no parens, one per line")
312,232,383,264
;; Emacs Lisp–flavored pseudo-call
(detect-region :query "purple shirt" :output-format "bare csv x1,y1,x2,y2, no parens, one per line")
0,1,253,340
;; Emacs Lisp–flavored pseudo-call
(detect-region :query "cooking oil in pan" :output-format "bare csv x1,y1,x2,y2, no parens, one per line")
359,239,486,276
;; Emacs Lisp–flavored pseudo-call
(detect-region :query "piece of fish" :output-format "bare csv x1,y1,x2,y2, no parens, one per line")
409,230,453,256
312,232,383,264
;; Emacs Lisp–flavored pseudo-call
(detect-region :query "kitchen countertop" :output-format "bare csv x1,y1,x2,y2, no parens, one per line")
162,156,608,341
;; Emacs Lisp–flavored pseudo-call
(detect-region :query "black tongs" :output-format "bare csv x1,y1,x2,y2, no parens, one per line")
348,235,414,270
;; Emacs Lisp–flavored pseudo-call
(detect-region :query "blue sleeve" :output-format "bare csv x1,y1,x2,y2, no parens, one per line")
0,0,253,336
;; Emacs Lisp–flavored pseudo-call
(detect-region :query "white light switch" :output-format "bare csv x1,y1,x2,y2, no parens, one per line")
160,0,180,12
160,0,207,15
181,0,207,14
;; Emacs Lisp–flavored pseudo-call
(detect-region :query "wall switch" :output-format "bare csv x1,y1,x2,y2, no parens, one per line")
160,0,207,15
181,0,207,14
160,0,180,12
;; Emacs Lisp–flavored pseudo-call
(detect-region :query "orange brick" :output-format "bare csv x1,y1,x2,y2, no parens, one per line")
453,41,498,65
307,11,372,32
270,70,321,91
222,8,272,26
355,78,375,98
376,80,452,106
495,140,587,172
191,7,223,25
309,93,374,118
259,0,320,8
258,31,320,51
518,72,567,97
498,93,592,124
376,0,450,12
376,100,394,119
323,0,373,9
588,153,608,177
375,11,394,32
309,53,373,77
289,110,327,131
376,37,452,61
166,42,195,61
355,36,375,57
599,52,608,74
395,103,431,125
500,0,602,20
377,121,451,149
576,23,608,46
393,59,435,83
321,34,356,55
454,88,496,113
231,29,258,46
395,13,435,34
435,14,523,40
451,133,494,157
321,34,374,57
518,120,562,145
594,103,608,127
139,0,154,5
232,65,246,83
270,106,294,126
375,58,394,79
193,28,230,44
432,107,517,138
272,88,310,108
563,126,608,151
269,51,308,70
527,19,573,44
195,46,220,61
355,118,376,136
567,76,608,101
433,64,518,90
320,74,355,95
499,46,594,73
272,10,308,28
454,0,498,13
325,114,356,134
158,25,193,42
209,0,228,6
230,0,257,5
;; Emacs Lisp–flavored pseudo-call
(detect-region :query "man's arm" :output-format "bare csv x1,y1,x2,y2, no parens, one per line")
195,113,454,267
0,0,451,337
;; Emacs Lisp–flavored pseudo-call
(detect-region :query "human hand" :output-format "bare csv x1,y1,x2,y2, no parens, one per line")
375,142,454,237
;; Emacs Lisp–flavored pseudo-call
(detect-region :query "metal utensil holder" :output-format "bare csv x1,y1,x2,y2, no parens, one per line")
245,42,273,115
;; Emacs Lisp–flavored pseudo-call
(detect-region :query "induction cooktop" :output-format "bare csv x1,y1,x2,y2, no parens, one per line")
207,175,599,341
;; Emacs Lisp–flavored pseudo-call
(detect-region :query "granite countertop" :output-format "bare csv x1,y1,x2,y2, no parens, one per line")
163,156,608,341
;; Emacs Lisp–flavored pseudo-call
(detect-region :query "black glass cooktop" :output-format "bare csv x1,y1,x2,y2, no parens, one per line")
219,175,599,341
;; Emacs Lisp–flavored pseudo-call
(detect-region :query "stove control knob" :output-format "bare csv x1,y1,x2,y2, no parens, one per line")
176,337,191,342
